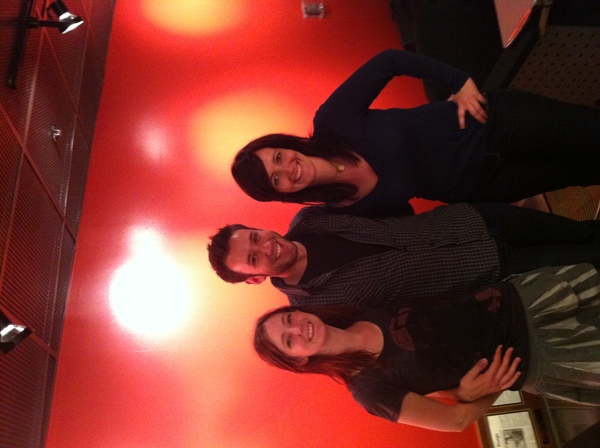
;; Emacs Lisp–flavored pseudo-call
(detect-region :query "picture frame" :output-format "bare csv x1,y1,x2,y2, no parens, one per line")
493,390,523,407
482,410,541,448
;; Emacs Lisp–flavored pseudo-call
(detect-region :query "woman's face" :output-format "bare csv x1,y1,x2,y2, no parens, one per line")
262,310,328,361
255,148,316,193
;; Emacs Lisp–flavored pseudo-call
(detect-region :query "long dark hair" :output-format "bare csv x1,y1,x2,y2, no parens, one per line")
253,305,379,384
232,133,360,204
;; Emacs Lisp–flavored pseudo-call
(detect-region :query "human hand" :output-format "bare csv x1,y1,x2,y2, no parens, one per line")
456,345,521,402
449,77,488,129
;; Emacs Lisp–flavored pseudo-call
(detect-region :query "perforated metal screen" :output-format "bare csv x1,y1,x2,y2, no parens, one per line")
0,0,114,446
510,26,600,219
510,26,600,108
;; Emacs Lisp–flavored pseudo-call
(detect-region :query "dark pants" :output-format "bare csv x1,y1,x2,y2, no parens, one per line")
464,90,600,203
472,203,600,277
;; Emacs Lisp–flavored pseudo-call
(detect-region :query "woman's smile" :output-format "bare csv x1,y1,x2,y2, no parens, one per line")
307,321,313,340
293,161,302,182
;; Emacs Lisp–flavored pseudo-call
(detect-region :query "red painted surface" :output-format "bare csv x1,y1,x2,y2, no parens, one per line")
47,1,478,447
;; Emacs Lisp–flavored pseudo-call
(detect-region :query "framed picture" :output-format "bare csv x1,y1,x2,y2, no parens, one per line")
483,410,541,448
493,390,523,407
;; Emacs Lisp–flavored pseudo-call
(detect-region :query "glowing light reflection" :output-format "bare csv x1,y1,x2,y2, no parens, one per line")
189,89,309,172
110,228,192,338
138,118,171,163
142,0,245,35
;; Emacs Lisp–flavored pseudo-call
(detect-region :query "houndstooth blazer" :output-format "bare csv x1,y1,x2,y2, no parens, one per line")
272,203,500,308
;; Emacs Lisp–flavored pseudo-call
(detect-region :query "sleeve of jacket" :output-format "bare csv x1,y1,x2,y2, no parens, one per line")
314,49,470,123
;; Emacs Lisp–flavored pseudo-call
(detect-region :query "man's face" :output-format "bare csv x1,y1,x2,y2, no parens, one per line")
225,229,299,283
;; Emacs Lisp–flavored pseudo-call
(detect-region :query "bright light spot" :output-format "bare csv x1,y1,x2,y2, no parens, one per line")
142,0,246,35
189,89,308,172
138,118,171,162
109,228,192,338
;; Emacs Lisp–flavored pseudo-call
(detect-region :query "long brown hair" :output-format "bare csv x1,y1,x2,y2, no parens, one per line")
253,305,379,384
232,133,360,205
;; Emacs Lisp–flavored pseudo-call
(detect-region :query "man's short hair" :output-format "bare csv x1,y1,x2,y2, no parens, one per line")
208,224,254,283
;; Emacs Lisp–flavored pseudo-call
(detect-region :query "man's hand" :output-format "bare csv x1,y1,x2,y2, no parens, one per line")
456,345,521,402
448,77,488,129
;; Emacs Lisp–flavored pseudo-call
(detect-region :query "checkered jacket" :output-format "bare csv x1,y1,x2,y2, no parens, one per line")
272,203,500,308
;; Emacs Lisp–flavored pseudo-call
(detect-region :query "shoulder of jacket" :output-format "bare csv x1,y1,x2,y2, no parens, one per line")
289,205,328,229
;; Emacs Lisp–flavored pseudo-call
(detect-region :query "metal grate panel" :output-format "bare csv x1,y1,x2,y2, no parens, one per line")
1,159,64,344
27,35,76,213
510,26,600,219
0,0,44,138
545,186,600,221
0,113,23,272
77,38,105,145
46,0,88,107
510,26,600,107
79,0,93,20
38,355,57,448
0,339,50,448
86,0,115,77
0,1,114,446
50,231,75,352
65,122,91,233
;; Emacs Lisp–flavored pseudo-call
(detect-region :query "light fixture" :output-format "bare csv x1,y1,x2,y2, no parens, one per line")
49,0,77,21
7,0,84,88
0,309,31,355
29,0,84,34
29,17,84,34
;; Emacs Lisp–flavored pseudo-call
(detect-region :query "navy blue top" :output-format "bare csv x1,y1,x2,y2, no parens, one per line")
313,50,490,218
348,282,528,422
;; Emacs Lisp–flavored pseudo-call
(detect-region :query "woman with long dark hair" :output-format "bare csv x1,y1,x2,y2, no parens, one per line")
253,264,600,431
233,50,600,217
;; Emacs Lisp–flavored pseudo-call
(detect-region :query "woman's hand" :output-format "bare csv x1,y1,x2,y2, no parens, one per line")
455,345,521,402
448,77,488,129
399,391,502,432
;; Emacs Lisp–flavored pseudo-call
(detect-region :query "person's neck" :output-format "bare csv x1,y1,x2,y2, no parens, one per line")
310,157,351,186
319,321,383,358
310,154,378,206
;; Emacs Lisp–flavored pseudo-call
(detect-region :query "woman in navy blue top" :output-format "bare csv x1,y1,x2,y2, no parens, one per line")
253,264,600,431
232,50,600,217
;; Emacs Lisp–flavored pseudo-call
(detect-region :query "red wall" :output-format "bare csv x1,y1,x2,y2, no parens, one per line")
47,1,479,446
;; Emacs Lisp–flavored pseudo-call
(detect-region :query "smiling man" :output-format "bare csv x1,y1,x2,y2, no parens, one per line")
225,228,307,286
208,202,600,308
